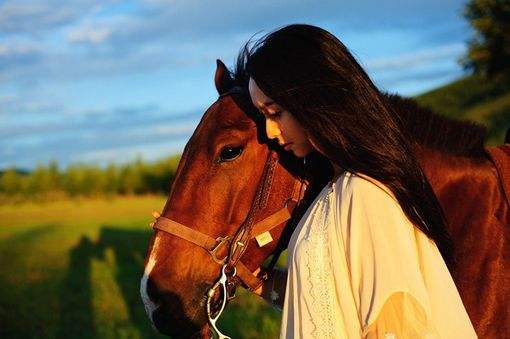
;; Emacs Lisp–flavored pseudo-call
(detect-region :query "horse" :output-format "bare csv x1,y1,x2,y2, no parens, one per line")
139,60,326,338
140,60,510,338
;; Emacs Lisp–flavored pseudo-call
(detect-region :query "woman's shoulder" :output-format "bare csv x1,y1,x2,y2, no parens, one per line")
335,171,396,202
334,171,414,244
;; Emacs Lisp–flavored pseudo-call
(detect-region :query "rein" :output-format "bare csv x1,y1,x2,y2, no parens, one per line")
149,88,306,338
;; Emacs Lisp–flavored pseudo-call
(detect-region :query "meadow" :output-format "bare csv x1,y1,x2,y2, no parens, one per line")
0,196,281,338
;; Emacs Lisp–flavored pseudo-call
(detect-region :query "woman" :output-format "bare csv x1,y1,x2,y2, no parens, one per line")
242,24,477,338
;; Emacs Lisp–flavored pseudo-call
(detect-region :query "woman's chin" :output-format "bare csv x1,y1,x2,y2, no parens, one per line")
289,148,302,157
291,147,313,158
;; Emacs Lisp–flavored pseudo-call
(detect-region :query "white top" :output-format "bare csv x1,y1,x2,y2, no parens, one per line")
280,171,477,338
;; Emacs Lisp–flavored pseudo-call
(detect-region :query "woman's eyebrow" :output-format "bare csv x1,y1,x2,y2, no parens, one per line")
258,100,276,111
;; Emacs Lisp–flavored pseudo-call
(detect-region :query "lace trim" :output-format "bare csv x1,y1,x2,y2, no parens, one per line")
304,184,335,338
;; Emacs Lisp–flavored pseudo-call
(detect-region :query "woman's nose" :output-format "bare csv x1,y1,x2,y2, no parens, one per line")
265,119,281,140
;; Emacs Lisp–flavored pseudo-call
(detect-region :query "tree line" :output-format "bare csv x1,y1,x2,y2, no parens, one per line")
0,155,181,201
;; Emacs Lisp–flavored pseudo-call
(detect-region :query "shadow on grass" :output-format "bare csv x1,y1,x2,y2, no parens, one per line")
57,226,165,339
56,236,95,338
0,225,58,338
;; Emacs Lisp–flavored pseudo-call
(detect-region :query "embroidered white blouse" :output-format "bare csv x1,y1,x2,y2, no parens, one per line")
280,171,477,338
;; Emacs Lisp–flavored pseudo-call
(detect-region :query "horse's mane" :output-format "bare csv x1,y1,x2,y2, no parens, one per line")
385,94,488,158
232,56,488,159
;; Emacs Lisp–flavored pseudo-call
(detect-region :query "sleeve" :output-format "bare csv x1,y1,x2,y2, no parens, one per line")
364,292,439,338
338,175,438,338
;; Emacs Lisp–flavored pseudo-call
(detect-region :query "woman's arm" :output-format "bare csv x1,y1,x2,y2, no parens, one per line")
253,267,288,311
339,174,451,338
364,292,439,339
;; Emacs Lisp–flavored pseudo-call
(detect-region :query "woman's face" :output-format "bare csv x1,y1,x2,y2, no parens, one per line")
248,77,315,158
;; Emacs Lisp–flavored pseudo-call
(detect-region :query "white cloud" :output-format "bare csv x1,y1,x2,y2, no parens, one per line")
151,124,196,136
68,26,112,44
366,43,465,71
71,139,187,165
0,0,113,34
0,39,41,57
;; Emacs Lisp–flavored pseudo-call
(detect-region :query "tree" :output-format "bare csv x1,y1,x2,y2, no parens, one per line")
0,169,23,194
461,0,510,79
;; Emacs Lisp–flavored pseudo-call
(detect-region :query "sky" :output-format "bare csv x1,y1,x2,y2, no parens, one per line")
0,0,473,170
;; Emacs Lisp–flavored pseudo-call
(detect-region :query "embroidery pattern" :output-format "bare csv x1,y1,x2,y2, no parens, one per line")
304,184,336,338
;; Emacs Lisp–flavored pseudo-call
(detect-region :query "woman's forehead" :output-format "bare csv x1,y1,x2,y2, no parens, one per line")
248,77,275,109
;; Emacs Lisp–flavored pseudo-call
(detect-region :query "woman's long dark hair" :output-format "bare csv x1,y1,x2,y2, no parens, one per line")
236,24,454,268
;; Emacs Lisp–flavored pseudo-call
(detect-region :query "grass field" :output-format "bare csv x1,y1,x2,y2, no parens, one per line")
0,196,281,338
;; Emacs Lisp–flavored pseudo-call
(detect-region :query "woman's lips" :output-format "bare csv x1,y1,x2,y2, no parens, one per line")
283,143,292,150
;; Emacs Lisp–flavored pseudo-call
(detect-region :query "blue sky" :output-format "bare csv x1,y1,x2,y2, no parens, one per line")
0,0,472,169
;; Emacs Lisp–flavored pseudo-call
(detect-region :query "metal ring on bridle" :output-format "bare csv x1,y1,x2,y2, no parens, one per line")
206,264,237,339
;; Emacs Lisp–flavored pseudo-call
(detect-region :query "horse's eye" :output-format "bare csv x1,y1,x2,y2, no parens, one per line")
218,145,243,162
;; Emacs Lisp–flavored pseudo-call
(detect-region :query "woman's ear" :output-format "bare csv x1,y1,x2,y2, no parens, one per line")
214,59,235,96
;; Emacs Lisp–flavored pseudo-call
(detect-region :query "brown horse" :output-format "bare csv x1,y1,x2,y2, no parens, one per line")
139,60,325,338
141,60,510,338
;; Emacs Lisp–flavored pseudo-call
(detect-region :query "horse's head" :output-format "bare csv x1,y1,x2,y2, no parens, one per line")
140,60,310,338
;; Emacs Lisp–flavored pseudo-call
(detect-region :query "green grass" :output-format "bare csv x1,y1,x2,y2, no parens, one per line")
416,74,510,145
0,196,281,338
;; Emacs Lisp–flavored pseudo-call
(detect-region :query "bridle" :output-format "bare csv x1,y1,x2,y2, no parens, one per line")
149,88,307,338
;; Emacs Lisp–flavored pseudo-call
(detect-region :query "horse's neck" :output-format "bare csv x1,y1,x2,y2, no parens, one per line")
416,147,494,194
415,145,498,235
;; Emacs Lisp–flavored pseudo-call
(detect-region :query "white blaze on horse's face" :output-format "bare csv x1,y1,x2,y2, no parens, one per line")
248,77,315,158
140,236,161,329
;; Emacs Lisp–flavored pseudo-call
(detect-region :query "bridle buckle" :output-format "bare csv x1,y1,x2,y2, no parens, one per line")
209,236,230,265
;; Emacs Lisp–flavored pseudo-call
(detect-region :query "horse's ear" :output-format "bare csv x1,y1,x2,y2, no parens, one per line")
215,59,234,96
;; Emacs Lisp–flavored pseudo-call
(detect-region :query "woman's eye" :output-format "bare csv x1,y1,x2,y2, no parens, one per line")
218,145,244,162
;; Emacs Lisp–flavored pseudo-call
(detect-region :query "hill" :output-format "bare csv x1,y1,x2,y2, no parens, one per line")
415,74,510,146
